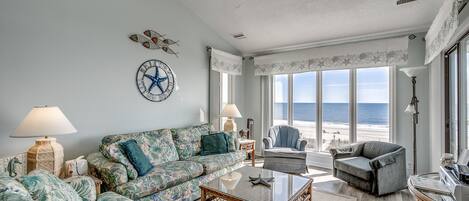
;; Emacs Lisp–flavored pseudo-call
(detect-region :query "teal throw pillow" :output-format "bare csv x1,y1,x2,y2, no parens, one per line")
201,133,229,156
224,133,237,152
120,139,153,176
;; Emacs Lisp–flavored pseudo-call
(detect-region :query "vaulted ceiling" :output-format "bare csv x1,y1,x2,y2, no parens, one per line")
178,0,444,55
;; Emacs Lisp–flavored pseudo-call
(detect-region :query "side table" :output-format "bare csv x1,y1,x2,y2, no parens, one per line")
238,139,255,166
407,173,454,201
90,175,103,195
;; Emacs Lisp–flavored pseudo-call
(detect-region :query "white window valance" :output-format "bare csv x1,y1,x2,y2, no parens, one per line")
254,37,408,76
425,0,460,64
210,48,242,75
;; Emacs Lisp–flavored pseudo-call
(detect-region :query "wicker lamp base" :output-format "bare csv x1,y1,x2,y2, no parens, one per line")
27,137,64,176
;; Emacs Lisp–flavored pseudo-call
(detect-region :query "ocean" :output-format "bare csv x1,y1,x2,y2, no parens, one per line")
274,103,389,125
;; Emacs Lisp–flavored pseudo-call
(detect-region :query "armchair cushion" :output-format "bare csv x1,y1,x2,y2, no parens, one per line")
334,156,372,181
19,169,82,201
0,173,33,201
64,176,96,201
87,152,128,188
362,141,401,159
264,148,306,159
267,125,301,148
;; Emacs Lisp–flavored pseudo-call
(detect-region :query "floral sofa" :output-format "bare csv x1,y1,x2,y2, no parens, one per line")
87,123,245,201
0,170,130,201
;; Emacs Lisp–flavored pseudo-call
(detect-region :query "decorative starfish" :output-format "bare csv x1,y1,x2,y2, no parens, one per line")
249,174,274,187
144,68,168,94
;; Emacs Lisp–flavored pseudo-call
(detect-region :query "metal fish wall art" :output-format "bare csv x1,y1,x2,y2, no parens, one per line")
129,29,179,57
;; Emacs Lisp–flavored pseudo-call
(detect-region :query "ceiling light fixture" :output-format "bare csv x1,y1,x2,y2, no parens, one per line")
396,0,416,6
232,33,246,39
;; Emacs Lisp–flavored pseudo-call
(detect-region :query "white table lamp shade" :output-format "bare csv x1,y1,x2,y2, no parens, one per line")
12,106,77,138
220,104,242,118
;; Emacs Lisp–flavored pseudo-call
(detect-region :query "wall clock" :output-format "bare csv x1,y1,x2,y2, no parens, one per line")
136,59,175,102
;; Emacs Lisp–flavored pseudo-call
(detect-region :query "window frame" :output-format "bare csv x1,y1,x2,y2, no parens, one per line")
220,72,235,129
271,66,395,152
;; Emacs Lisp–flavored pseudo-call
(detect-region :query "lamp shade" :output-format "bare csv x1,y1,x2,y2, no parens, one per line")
399,66,427,77
405,104,416,114
220,104,242,118
12,106,77,138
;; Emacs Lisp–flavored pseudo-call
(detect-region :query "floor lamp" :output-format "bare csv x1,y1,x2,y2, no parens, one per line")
400,66,426,175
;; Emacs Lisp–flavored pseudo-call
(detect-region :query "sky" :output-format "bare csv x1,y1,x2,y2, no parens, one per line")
274,67,389,103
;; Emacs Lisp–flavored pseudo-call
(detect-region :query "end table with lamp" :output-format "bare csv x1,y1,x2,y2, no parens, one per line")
11,106,77,176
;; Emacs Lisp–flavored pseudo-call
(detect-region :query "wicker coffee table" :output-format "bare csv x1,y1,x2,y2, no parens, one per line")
200,166,313,201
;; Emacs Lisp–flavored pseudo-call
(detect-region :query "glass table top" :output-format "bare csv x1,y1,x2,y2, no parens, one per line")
201,166,313,201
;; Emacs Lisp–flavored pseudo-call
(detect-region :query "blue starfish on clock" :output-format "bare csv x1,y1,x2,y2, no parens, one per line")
144,68,168,94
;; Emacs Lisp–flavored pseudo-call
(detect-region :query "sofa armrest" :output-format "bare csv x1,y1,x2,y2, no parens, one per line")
263,137,273,149
370,147,407,195
87,152,128,189
296,139,307,151
64,176,96,201
369,148,405,169
97,192,132,201
330,143,364,159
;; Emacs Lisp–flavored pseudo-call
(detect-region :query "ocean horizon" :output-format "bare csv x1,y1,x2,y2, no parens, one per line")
274,103,389,125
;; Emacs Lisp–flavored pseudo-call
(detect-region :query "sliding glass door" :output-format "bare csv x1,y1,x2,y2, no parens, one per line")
273,67,392,152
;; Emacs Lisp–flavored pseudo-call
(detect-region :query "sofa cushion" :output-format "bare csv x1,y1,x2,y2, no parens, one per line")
115,161,203,199
201,133,229,156
264,148,306,159
100,128,179,179
19,169,82,201
188,151,245,174
335,156,373,181
0,173,33,201
362,141,401,159
171,123,211,160
120,139,154,176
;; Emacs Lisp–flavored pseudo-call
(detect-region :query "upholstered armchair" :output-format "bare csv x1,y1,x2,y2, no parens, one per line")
262,125,308,174
330,141,406,196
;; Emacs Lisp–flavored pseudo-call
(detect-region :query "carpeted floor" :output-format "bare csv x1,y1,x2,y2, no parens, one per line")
244,158,414,201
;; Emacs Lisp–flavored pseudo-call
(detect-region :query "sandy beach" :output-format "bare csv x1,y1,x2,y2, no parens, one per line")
274,120,389,151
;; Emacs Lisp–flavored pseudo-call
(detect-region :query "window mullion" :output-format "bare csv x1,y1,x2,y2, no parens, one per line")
317,71,323,151
351,69,357,143
288,74,293,126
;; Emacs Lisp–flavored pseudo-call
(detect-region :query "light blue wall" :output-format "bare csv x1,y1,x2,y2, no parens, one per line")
0,0,238,159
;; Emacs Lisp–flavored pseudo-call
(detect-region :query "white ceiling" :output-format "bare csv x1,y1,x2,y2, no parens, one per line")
178,0,444,55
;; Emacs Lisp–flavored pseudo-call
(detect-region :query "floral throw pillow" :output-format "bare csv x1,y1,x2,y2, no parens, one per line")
0,173,33,201
19,169,82,201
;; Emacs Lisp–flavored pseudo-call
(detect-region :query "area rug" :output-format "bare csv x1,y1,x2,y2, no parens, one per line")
314,190,357,201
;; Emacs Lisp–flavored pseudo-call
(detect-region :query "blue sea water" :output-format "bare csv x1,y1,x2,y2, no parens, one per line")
274,103,389,125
